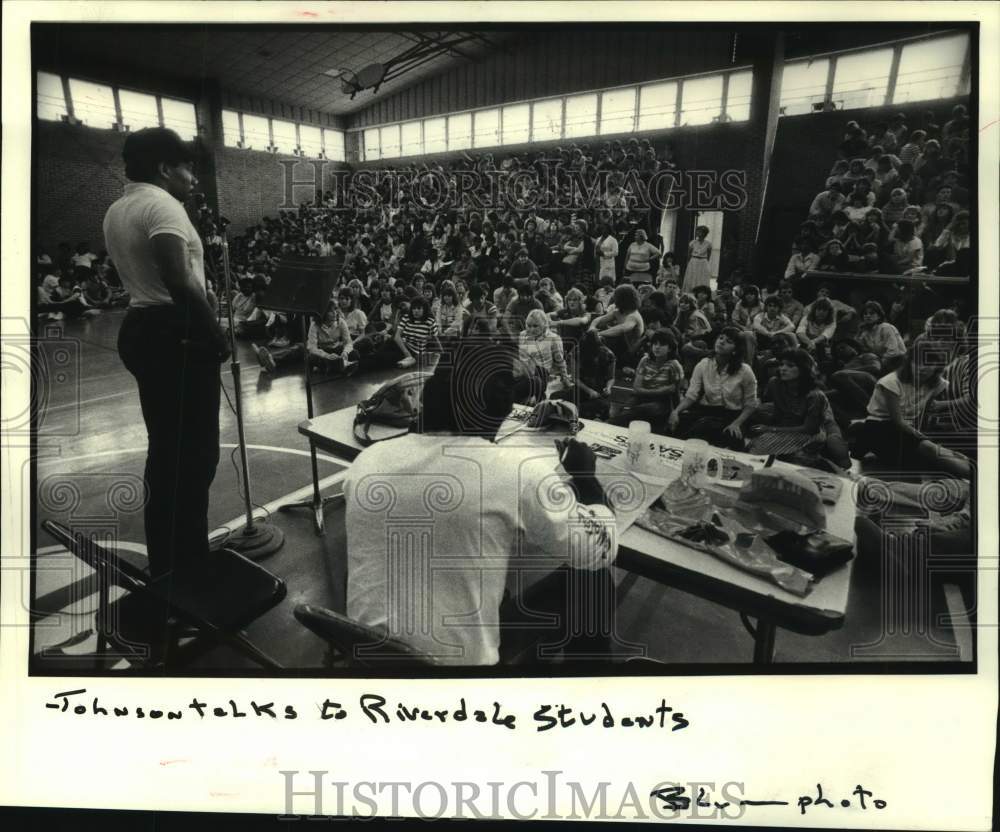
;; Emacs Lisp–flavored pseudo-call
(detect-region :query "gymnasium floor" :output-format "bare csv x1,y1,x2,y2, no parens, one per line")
29,310,973,673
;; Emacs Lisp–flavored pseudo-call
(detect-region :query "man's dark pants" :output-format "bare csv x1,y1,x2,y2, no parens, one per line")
118,306,221,581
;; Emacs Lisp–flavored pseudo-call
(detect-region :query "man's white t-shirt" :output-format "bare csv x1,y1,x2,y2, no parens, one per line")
344,433,618,665
102,182,205,307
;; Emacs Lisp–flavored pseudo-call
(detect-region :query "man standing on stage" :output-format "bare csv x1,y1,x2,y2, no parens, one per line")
103,128,229,586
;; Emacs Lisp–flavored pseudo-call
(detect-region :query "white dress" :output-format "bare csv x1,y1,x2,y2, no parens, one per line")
682,238,712,293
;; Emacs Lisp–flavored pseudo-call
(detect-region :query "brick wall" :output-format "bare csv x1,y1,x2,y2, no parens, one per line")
215,148,347,235
34,120,130,255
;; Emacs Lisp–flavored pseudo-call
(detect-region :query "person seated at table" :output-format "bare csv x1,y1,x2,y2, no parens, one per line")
751,348,850,470
857,300,906,372
667,327,758,452
306,301,358,375
343,339,618,666
512,309,572,405
589,284,645,374
851,335,972,478
550,329,616,420
611,330,684,434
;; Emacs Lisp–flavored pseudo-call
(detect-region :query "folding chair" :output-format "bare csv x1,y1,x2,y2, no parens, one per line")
293,603,439,668
41,519,286,671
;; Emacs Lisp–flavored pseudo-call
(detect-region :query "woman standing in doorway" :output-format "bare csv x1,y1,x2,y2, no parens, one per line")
682,225,712,293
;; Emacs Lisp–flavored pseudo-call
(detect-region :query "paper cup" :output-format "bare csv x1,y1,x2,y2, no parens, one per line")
627,421,651,472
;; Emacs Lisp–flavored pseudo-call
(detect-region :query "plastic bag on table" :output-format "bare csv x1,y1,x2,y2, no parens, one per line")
635,501,814,597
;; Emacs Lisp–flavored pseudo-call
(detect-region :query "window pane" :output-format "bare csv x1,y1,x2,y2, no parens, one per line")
726,70,753,122
447,113,472,150
779,59,830,115
222,109,241,147
680,75,723,125
363,128,381,161
323,129,345,161
599,87,636,135
271,118,297,153
117,89,160,131
380,124,401,158
424,117,447,153
532,98,562,141
241,114,270,149
400,121,422,156
473,109,500,148
68,78,116,128
893,34,968,104
832,48,893,110
37,72,67,121
638,81,677,131
160,97,197,140
564,93,598,138
299,124,323,157
501,103,530,145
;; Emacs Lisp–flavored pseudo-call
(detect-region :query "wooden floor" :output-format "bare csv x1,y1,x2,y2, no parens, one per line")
28,310,973,673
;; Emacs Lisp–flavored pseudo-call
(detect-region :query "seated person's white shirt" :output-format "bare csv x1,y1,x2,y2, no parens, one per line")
344,433,618,665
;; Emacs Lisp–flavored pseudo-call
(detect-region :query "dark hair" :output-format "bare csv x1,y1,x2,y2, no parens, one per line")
648,329,678,353
337,288,355,310
692,285,712,300
740,284,760,306
715,326,746,375
764,295,782,310
808,297,835,324
777,348,818,396
861,300,885,322
419,341,515,439
122,127,194,183
409,296,428,315
611,284,639,313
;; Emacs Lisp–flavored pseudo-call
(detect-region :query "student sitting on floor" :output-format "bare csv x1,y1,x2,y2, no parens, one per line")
512,309,572,405
589,284,645,374
750,348,850,470
550,329,616,421
611,329,684,434
667,326,758,451
306,301,358,375
851,335,972,477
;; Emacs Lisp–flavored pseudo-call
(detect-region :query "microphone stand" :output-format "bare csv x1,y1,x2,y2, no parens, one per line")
217,236,285,559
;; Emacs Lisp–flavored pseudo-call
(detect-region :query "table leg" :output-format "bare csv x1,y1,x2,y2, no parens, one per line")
753,620,777,664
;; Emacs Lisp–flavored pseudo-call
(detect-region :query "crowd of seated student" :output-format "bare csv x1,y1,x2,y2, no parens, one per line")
36,107,975,494
34,241,129,320
792,103,972,280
